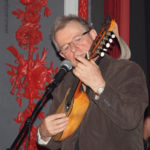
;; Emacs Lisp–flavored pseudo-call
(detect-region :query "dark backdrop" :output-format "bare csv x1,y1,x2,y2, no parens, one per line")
130,0,150,116
144,0,150,116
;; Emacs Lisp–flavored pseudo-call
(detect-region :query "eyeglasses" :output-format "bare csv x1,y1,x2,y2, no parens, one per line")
58,30,90,55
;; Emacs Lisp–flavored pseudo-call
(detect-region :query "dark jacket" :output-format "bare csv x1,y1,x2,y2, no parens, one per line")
45,54,148,150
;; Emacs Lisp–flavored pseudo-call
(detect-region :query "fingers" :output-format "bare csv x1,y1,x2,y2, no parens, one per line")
73,56,105,92
90,59,96,65
75,56,97,68
74,56,91,74
46,113,69,128
47,113,67,121
52,114,69,130
75,56,89,66
39,113,69,139
73,56,97,77
52,120,69,135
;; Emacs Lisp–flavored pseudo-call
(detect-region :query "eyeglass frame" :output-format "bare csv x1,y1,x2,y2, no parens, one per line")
58,29,91,55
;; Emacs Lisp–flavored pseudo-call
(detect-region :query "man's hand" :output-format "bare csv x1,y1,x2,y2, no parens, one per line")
39,113,69,141
143,117,150,140
73,56,105,93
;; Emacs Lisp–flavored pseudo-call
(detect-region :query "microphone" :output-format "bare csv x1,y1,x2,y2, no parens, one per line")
49,60,72,87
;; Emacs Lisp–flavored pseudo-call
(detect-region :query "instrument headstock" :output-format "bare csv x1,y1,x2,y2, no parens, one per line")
89,18,117,59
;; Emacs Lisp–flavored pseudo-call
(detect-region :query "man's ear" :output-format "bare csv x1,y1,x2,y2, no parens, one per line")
59,53,65,59
89,29,97,40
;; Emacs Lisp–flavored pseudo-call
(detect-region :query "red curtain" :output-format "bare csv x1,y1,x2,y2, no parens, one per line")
104,0,130,58
78,0,89,21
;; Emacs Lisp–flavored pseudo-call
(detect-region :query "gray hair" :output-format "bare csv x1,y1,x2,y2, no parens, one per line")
50,15,93,51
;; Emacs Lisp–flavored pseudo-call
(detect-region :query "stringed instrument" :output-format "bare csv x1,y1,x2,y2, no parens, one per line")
53,18,117,141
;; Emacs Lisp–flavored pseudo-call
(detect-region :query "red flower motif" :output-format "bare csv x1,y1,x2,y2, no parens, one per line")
20,0,34,5
12,9,24,19
40,0,48,6
44,7,51,17
16,25,43,48
23,10,41,24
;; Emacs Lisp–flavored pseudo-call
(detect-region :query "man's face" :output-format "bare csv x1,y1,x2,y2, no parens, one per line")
55,21,97,66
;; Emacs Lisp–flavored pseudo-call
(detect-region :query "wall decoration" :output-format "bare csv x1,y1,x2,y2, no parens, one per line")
6,0,57,149
78,0,88,21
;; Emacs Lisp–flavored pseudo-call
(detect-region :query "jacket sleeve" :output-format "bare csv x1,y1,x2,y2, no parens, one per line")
36,98,61,150
93,60,148,130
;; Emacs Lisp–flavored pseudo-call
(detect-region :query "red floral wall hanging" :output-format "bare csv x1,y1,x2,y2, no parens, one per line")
78,0,88,21
6,0,57,149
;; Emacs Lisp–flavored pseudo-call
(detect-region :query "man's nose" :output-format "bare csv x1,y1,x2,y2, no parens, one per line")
69,42,76,53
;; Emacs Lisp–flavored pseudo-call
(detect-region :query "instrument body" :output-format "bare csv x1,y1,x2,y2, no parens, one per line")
53,18,117,141
53,90,89,141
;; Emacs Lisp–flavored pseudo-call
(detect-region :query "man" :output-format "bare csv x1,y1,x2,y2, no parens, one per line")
143,115,150,150
37,15,148,150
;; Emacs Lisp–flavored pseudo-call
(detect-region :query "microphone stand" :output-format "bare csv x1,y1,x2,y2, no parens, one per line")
7,82,57,150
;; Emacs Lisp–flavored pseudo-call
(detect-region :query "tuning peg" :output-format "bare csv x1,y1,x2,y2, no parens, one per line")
108,38,113,43
100,40,110,48
103,35,114,44
111,33,115,39
106,31,116,39
100,51,105,57
105,42,110,48
103,36,112,43
102,48,107,52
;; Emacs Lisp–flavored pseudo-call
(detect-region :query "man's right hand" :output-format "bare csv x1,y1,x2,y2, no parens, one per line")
39,113,69,141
